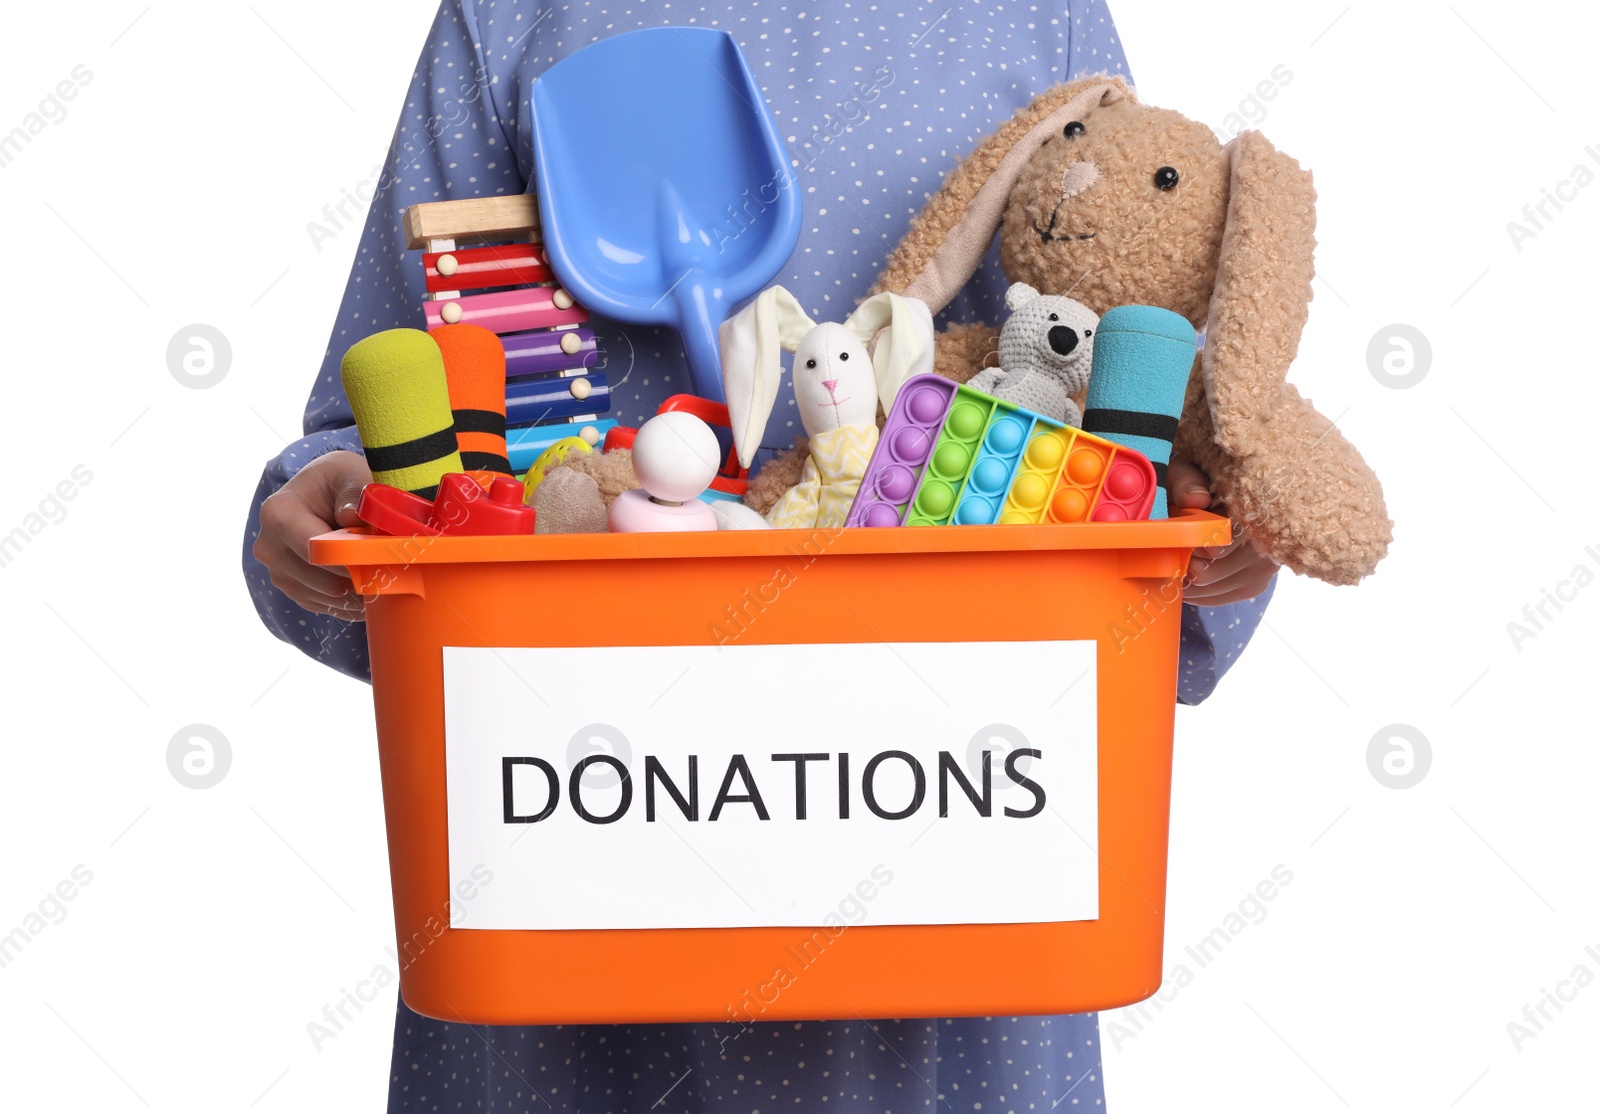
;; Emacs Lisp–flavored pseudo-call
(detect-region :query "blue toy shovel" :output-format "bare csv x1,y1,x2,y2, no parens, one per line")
531,28,803,404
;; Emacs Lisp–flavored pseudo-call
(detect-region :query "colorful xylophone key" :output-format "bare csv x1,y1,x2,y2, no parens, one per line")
423,243,554,293
507,418,618,473
505,371,610,426
423,286,589,333
502,326,598,378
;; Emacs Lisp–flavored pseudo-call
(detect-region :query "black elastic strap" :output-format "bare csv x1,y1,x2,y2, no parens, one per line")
1082,408,1180,443
366,426,460,473
460,451,514,475
1151,460,1168,488
452,408,508,438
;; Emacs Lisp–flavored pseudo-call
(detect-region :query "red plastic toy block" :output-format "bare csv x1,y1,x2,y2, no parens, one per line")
358,473,535,537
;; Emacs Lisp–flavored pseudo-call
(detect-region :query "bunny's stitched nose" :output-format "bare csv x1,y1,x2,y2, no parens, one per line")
1047,326,1080,355
1059,160,1100,201
822,379,840,397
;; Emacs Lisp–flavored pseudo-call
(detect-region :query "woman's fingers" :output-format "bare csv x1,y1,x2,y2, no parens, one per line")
1188,538,1256,586
1166,454,1214,511
256,511,360,615
265,564,365,617
1185,533,1278,605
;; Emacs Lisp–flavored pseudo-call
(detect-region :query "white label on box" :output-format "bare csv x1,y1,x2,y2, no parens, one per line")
442,641,1097,931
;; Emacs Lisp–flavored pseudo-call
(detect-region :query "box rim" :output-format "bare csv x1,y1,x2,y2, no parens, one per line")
310,509,1230,568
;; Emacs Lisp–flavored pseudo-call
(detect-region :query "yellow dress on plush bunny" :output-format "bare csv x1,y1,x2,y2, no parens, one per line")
763,425,878,530
719,286,935,530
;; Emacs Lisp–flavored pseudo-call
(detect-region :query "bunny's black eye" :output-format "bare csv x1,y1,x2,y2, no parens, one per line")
1048,312,1060,322
1154,166,1179,191
805,359,817,369
838,351,849,361
1063,121,1085,138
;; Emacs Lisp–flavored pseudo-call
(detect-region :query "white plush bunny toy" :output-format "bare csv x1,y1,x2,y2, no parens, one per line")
719,286,936,530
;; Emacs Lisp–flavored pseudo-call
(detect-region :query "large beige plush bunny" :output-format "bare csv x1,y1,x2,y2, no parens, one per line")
752,75,1391,585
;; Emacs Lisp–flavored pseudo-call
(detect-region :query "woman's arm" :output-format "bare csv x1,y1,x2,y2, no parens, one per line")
242,0,523,680
1169,456,1279,704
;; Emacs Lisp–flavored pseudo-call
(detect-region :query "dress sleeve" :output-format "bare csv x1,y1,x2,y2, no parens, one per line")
1067,1,1133,79
241,0,527,680
1176,575,1277,705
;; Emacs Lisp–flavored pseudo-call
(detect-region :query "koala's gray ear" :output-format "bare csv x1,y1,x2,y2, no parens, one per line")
1004,282,1040,311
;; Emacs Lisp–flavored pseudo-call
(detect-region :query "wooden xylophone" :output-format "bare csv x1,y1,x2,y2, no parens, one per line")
402,196,617,473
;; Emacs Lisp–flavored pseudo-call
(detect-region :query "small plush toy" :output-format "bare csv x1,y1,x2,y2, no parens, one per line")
530,445,636,534
966,282,1097,426
720,286,934,530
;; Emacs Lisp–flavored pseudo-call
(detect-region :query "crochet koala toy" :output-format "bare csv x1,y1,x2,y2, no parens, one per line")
966,282,1097,426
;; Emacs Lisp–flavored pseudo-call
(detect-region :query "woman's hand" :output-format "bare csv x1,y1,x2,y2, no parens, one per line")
253,450,372,619
1168,455,1280,606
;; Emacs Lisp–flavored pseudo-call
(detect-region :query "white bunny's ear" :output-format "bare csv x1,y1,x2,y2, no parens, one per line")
721,285,814,469
845,292,936,416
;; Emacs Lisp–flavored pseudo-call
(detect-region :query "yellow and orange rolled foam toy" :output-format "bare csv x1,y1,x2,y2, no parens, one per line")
430,323,514,478
341,329,464,498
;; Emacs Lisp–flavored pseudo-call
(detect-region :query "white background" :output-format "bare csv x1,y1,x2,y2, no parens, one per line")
0,1,1593,1111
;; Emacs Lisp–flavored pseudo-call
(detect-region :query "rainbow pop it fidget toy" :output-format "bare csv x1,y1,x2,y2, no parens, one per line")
845,374,1159,528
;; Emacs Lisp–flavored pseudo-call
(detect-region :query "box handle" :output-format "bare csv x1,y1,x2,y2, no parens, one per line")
350,564,426,599
1117,548,1190,582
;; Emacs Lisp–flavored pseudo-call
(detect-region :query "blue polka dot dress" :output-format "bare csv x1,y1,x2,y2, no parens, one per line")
240,3,1276,1108
390,1014,1111,1111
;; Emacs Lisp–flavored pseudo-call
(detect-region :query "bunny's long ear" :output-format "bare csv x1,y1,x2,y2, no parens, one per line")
1201,130,1317,454
872,77,1132,312
845,292,935,416
1197,129,1392,584
721,285,814,469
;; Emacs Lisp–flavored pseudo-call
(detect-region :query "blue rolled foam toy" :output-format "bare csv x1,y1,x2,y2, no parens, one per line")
1082,305,1198,519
